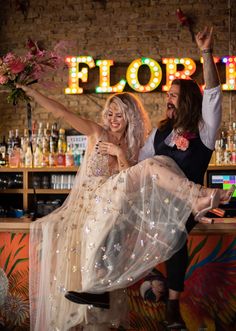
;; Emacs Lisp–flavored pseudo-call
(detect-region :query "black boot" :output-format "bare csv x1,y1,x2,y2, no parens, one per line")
65,291,110,309
164,299,186,330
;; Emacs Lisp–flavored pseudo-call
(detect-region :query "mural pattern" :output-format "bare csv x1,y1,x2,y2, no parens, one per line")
0,232,236,331
0,233,29,331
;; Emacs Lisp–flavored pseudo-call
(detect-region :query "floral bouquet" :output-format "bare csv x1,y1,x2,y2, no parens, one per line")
0,39,62,105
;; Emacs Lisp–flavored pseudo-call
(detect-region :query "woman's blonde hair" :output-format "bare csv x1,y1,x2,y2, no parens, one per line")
102,92,152,162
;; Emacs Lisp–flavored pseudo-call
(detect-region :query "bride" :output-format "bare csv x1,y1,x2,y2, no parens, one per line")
17,85,234,331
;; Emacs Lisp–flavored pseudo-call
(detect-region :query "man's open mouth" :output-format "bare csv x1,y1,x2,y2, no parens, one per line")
167,103,176,110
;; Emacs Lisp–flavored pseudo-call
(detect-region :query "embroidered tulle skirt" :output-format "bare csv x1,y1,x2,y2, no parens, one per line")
30,155,200,330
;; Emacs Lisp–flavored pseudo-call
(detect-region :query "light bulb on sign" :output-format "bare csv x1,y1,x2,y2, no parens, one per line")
162,57,196,91
126,57,162,92
65,56,95,94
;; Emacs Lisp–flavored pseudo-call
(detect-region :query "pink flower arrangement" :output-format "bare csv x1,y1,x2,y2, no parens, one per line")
174,132,197,151
0,39,62,105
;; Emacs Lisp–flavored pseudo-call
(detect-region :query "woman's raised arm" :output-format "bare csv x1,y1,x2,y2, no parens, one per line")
16,84,103,137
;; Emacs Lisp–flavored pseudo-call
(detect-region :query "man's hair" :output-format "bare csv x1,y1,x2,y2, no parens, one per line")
159,79,203,133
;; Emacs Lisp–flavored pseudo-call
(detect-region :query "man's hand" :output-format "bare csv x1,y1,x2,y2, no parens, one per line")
195,26,213,51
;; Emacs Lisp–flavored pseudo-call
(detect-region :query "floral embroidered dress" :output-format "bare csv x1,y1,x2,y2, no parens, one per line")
30,129,201,331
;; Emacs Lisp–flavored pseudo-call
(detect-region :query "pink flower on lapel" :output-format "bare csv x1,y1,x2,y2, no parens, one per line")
174,132,196,151
175,135,189,151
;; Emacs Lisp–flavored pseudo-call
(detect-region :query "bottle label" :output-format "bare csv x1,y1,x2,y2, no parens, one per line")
231,152,236,164
49,153,57,166
25,156,32,167
42,154,49,167
34,155,42,167
57,153,65,166
65,154,74,167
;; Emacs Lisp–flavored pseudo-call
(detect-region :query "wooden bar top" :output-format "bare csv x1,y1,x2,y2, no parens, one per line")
0,218,31,232
0,218,236,234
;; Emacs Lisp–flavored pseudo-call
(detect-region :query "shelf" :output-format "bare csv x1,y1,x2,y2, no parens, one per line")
0,167,24,172
0,167,78,211
0,189,24,193
27,189,71,194
208,165,236,170
192,220,236,234
0,166,78,172
0,217,31,232
24,166,78,172
0,165,234,220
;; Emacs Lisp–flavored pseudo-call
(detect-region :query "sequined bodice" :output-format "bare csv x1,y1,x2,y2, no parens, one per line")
86,130,119,177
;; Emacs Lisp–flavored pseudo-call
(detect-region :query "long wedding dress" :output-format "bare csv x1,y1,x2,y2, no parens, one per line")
30,129,201,331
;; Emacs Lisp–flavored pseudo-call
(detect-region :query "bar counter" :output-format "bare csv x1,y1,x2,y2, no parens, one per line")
0,217,236,233
1,216,236,331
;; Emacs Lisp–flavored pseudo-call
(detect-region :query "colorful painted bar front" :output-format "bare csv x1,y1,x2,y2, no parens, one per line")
0,220,236,330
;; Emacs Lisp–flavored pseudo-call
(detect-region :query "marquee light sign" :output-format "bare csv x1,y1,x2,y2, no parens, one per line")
65,56,236,94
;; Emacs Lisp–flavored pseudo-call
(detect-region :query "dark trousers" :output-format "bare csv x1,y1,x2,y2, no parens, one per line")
166,215,197,292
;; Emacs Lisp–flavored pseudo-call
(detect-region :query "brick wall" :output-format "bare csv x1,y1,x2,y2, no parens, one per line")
0,0,235,137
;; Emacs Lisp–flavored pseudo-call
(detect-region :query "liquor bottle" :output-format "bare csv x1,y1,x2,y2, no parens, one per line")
209,150,216,165
57,128,66,166
14,129,21,148
25,143,33,168
51,123,59,146
0,136,7,166
215,140,223,165
7,130,14,156
21,129,29,154
36,122,44,149
231,144,236,164
12,128,21,167
227,123,234,152
0,152,5,167
20,129,29,168
6,130,13,166
223,144,231,164
34,144,43,168
44,122,51,150
233,122,236,145
45,122,51,137
41,137,49,167
65,144,74,167
31,121,38,153
9,129,21,168
220,122,227,150
49,134,57,167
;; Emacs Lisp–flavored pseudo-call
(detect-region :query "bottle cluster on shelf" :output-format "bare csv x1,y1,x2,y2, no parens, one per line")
214,122,236,165
0,122,87,168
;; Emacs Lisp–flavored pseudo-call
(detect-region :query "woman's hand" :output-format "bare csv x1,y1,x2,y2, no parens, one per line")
16,83,34,97
195,26,213,51
96,142,123,157
96,141,130,171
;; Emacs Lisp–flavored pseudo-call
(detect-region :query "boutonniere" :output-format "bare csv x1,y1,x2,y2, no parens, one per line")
174,132,197,151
